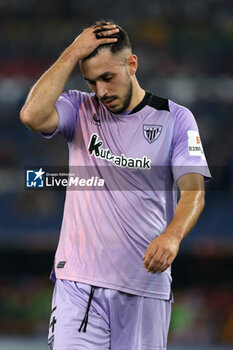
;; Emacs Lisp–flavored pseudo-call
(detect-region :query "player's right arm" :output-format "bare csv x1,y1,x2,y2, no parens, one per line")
20,24,119,133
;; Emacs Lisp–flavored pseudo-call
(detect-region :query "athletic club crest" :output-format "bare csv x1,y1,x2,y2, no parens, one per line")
143,124,163,144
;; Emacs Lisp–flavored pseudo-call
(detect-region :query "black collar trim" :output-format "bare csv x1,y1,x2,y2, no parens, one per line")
129,91,152,114
129,91,169,114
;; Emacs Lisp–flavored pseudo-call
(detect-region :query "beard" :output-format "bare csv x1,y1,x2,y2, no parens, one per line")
114,78,133,114
101,75,133,114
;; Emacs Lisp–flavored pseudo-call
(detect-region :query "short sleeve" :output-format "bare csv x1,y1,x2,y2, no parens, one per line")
41,90,84,142
170,101,212,183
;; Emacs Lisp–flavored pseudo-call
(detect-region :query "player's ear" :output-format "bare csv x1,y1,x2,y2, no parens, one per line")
126,54,138,76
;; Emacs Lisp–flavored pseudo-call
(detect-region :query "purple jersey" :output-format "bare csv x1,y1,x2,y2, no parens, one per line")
42,90,211,300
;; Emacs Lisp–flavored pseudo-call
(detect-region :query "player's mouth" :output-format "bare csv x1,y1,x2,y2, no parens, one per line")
102,97,117,107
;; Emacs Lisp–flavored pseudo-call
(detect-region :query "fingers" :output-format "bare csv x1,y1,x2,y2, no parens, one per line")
93,26,118,34
73,25,118,60
142,248,159,270
150,255,174,274
148,252,167,274
93,23,118,30
93,26,119,40
143,250,165,273
159,256,174,273
142,247,175,274
142,234,180,275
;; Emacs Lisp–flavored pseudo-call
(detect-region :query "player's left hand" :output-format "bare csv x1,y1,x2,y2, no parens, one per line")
142,232,181,274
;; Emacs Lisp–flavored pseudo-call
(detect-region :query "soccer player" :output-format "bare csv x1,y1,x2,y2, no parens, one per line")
20,20,211,350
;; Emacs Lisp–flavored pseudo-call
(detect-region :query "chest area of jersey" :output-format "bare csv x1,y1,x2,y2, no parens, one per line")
80,109,173,168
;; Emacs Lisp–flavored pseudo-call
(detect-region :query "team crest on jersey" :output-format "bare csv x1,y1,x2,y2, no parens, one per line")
143,124,162,144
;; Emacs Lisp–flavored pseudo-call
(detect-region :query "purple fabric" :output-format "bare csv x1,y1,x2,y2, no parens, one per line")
48,279,172,350
41,90,86,141
42,90,211,300
170,100,209,182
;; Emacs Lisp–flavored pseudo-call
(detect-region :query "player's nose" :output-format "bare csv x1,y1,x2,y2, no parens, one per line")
96,82,108,99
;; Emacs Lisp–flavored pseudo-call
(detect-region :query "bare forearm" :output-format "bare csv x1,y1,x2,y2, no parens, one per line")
20,46,79,129
143,174,205,274
163,190,205,242
20,24,119,131
142,191,204,274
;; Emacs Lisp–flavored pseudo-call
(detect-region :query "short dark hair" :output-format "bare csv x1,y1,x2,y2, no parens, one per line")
84,20,132,60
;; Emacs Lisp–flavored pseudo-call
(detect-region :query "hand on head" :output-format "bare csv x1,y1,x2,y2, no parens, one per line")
93,24,120,40
71,23,119,60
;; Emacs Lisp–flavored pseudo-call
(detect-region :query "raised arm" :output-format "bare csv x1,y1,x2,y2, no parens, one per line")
142,173,205,273
20,24,119,133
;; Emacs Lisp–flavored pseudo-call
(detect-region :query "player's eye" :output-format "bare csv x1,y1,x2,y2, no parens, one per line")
103,76,112,82
88,80,96,86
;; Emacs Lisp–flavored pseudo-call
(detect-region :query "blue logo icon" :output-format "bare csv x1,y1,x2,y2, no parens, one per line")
26,168,45,188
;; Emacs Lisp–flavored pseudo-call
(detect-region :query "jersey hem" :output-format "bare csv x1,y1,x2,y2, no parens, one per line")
54,272,171,300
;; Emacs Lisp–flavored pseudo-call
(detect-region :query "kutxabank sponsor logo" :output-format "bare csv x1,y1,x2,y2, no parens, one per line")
26,168,104,189
88,133,151,169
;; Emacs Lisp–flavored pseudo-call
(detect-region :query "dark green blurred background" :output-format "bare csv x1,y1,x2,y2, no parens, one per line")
0,0,233,348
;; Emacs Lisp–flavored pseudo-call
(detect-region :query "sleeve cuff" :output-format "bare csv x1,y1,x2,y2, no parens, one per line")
173,165,212,184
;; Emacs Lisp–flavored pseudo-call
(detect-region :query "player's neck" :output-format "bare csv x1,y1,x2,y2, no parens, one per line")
126,80,145,111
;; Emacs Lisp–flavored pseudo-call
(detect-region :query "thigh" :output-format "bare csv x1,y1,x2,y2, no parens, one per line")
48,280,110,350
109,292,171,350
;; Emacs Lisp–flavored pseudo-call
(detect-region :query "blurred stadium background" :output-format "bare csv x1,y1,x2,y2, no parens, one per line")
0,0,233,349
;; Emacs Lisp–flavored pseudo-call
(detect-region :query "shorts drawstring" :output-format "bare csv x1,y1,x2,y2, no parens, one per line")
78,286,95,333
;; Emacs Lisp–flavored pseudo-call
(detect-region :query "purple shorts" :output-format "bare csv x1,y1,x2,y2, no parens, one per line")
48,279,172,350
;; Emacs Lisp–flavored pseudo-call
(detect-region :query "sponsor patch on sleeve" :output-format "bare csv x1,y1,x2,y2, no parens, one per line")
187,130,205,160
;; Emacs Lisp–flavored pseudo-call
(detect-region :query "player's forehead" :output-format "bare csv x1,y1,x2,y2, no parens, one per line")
80,49,125,80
